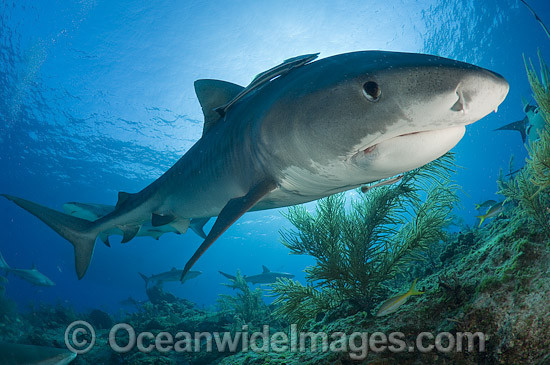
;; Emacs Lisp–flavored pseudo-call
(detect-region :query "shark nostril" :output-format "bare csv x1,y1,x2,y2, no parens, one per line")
451,89,466,113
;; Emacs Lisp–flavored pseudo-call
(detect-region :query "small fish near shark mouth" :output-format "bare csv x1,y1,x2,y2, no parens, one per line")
1,50,509,281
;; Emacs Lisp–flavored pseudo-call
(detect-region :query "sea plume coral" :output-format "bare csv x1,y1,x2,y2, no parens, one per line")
271,154,458,328
499,50,550,239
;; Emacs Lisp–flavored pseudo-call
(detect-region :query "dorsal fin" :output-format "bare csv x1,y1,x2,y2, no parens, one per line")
262,265,270,273
116,192,135,209
194,79,244,136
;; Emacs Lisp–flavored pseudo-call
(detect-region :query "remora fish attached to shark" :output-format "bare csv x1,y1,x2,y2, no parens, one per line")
2,51,509,281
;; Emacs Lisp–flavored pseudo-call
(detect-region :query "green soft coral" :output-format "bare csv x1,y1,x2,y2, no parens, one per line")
500,50,550,239
271,154,458,328
217,270,268,329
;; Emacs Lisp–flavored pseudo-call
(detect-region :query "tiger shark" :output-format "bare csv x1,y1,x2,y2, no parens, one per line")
2,51,509,281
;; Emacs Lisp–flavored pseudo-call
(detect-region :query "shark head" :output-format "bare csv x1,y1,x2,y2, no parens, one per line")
255,51,508,195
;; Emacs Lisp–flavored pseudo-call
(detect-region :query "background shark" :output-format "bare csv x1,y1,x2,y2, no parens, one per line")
2,51,509,281
139,268,202,287
219,265,295,285
62,202,210,245
494,100,546,145
0,252,55,286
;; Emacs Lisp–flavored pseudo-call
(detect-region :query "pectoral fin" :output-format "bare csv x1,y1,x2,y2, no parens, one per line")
180,179,277,281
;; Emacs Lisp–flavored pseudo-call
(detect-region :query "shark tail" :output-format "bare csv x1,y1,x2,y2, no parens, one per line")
218,271,236,281
494,117,528,143
2,194,98,279
0,252,10,271
138,272,149,284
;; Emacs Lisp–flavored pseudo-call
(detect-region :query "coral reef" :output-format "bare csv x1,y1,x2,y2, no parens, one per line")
221,211,550,364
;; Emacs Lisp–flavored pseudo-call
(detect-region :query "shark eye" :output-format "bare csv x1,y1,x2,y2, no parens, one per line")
363,81,381,102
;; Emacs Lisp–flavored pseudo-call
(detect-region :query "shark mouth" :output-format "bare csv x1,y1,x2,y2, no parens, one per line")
353,126,465,176
360,130,430,155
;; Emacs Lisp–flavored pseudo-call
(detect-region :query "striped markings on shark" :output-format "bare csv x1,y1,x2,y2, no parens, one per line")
0,252,55,286
219,265,295,285
1,50,509,281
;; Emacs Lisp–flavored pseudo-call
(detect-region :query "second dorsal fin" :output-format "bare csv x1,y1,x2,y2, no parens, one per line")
116,192,136,210
194,79,244,136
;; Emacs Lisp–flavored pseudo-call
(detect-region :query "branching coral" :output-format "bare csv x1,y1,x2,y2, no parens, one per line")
271,154,458,327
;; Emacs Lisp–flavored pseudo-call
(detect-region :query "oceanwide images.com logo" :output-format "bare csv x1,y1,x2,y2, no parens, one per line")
65,321,486,360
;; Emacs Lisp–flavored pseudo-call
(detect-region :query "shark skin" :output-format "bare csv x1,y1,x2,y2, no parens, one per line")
1,51,509,281
219,265,294,285
0,342,76,365
0,252,55,286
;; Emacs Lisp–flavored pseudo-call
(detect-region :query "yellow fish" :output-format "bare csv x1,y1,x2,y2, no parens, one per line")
477,201,504,227
376,279,424,317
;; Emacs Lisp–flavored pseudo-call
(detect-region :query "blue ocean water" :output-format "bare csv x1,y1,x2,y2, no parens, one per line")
0,0,548,314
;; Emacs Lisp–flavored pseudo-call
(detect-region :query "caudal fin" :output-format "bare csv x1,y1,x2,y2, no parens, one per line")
138,272,149,284
476,215,486,227
2,194,98,279
0,252,10,271
408,279,424,296
218,271,236,281
494,117,528,143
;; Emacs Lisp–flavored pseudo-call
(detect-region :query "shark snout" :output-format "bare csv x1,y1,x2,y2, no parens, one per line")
451,68,509,121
